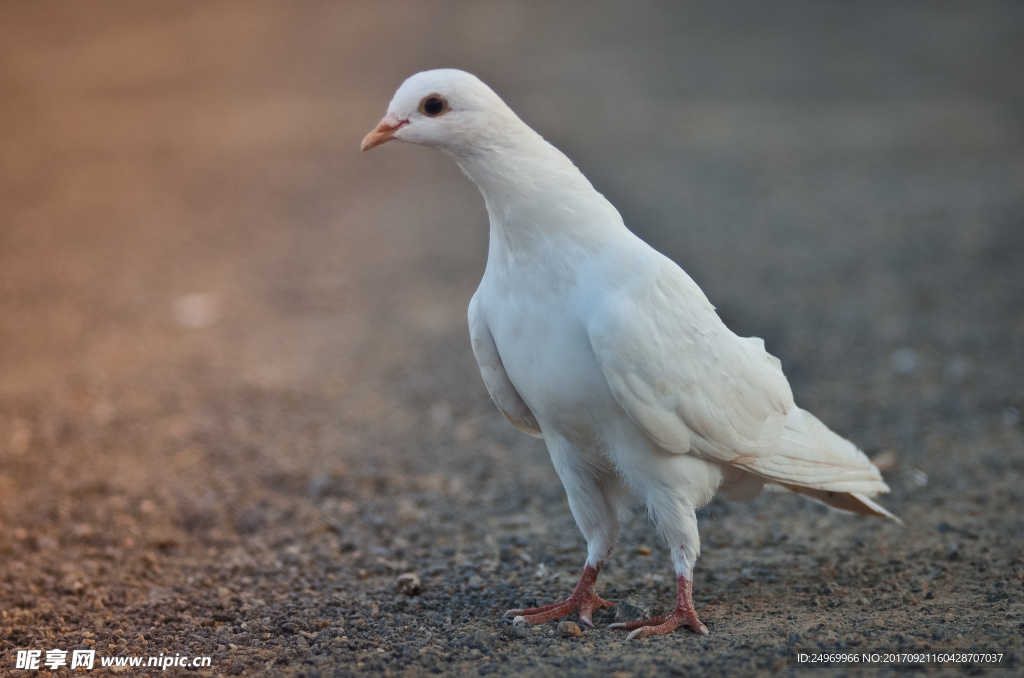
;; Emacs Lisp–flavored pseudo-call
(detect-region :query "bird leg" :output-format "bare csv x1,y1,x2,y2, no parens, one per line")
506,563,615,626
609,574,709,638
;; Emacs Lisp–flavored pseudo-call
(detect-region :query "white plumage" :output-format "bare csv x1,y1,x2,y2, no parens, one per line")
362,69,896,638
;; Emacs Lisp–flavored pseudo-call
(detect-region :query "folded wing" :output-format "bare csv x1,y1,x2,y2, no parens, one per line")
469,292,543,437
589,256,890,503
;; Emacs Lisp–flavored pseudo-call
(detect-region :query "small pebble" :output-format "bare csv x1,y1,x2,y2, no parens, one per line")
512,624,532,639
614,595,655,623
557,621,581,637
396,572,422,596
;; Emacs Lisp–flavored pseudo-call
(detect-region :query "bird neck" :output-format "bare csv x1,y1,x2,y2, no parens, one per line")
448,131,625,260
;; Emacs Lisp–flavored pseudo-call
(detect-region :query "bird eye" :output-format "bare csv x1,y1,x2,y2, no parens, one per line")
419,95,449,117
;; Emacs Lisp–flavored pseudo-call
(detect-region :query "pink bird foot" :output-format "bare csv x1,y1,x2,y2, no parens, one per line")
506,563,615,627
609,575,709,638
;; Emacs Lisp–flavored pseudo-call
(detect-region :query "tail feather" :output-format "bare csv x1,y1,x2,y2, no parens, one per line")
737,407,900,521
778,484,902,523
742,407,890,495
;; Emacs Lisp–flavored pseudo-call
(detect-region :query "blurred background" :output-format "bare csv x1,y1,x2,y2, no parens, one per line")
1,1,1022,674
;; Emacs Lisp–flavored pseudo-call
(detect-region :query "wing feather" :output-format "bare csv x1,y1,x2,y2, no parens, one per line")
469,292,542,437
589,257,792,461
589,256,888,495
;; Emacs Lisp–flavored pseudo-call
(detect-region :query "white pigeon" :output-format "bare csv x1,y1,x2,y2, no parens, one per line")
362,69,897,638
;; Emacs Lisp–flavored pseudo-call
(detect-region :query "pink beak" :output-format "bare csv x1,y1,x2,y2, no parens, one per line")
361,113,408,151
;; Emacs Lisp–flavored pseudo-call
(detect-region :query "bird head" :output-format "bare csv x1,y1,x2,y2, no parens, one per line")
360,69,519,154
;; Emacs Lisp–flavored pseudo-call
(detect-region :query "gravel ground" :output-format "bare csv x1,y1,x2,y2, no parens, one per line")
1,2,1022,677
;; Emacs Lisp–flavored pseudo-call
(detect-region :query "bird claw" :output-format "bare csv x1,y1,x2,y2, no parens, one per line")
505,594,615,625
505,563,614,626
610,575,708,638
610,609,708,638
